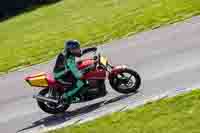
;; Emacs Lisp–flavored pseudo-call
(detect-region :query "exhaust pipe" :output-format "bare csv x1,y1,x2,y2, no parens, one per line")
33,95,59,104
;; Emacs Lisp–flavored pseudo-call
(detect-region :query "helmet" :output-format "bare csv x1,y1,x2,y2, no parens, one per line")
66,40,80,49
64,40,81,57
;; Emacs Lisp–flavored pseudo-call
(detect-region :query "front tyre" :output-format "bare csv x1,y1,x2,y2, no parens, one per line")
37,89,70,114
109,68,141,94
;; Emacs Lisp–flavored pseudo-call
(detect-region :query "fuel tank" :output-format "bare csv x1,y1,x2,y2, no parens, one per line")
77,59,106,80
77,59,95,70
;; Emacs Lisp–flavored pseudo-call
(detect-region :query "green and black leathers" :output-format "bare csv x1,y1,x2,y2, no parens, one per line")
53,53,86,104
53,47,97,104
54,52,92,103
63,55,85,98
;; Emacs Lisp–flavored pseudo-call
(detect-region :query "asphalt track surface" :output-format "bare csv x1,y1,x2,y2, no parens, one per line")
1,16,200,133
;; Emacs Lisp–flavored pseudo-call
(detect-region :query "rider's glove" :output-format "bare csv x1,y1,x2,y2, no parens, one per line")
81,64,95,74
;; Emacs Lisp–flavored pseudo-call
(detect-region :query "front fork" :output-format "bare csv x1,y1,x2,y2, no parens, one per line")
108,65,128,85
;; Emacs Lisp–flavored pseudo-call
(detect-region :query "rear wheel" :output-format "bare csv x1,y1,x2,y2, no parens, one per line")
109,68,141,94
37,88,70,114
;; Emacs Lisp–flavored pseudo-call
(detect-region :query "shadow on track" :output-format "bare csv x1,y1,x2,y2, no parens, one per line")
17,93,134,132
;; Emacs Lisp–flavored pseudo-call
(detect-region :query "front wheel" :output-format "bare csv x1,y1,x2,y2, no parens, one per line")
109,68,141,94
37,89,70,114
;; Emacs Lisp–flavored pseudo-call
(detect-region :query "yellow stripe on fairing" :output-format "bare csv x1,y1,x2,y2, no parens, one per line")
29,75,48,87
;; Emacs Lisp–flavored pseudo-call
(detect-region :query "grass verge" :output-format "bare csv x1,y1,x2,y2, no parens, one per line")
48,89,200,133
0,0,200,73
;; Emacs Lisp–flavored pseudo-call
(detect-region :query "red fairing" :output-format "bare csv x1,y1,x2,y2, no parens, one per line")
82,69,106,80
77,59,95,70
78,59,106,80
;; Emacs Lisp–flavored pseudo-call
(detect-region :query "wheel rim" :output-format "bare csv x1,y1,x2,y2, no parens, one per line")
115,72,136,90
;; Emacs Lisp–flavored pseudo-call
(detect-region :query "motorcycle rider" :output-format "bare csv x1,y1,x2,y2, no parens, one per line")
53,40,96,104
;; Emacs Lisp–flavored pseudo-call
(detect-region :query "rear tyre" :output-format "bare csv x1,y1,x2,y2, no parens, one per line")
37,89,70,114
109,68,141,94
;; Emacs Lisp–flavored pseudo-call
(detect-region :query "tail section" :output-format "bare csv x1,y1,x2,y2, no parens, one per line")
25,72,49,87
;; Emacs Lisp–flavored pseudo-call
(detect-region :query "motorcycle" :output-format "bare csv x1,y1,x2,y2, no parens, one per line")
25,48,141,114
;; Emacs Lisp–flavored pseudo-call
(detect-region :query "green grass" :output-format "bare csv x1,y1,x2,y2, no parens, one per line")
1,0,200,73
48,89,200,133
